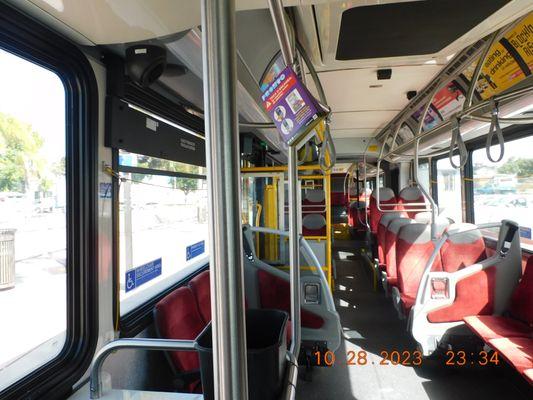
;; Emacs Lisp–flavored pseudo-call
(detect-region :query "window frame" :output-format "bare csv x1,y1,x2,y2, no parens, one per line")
0,3,98,400
433,150,465,223
112,152,210,337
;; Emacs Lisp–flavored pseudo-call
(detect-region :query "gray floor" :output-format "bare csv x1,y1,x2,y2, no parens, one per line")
296,240,530,400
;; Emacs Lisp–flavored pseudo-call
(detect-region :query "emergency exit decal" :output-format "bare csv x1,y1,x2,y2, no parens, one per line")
125,258,162,292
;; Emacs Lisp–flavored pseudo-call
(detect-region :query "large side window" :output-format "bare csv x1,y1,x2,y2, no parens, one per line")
0,48,67,390
0,4,97,395
417,161,431,195
436,156,463,223
473,136,533,250
118,152,209,315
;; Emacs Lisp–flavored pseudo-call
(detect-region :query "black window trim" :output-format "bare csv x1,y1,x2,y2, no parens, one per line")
111,151,210,337
0,3,98,399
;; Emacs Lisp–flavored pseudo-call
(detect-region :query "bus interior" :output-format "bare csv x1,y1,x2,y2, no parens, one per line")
0,1,532,399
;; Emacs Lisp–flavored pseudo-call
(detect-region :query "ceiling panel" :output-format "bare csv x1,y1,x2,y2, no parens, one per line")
306,65,442,112
330,128,378,139
330,110,398,130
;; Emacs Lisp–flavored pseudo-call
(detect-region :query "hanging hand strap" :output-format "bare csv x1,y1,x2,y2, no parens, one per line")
486,99,505,163
449,117,468,169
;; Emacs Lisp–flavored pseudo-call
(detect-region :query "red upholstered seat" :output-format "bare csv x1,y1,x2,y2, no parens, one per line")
524,369,533,385
369,188,397,235
384,218,413,285
189,270,211,323
400,293,416,314
331,192,348,206
154,286,204,392
398,186,426,218
463,315,532,341
428,224,492,323
488,337,533,374
302,213,327,237
396,224,443,300
376,211,407,266
509,257,533,325
257,269,325,329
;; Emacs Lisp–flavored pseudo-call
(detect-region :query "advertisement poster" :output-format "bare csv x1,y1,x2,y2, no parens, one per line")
463,14,532,100
432,82,465,120
262,66,327,145
412,105,441,132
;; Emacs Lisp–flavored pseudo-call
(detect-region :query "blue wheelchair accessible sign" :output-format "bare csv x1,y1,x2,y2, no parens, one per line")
186,240,205,261
125,258,162,293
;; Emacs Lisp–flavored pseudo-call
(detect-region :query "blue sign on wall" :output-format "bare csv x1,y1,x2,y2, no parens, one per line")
520,226,532,240
125,258,162,293
186,240,205,261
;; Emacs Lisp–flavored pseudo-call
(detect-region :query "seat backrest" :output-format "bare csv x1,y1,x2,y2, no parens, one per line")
302,213,326,236
369,187,397,234
330,192,347,206
398,186,426,218
509,257,533,325
428,224,492,323
385,217,415,280
154,286,205,373
189,270,211,324
377,211,407,265
396,222,447,297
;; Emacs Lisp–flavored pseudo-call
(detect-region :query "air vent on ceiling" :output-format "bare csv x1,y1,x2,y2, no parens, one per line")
336,0,510,60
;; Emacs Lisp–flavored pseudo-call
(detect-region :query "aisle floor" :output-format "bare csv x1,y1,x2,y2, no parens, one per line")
296,240,530,400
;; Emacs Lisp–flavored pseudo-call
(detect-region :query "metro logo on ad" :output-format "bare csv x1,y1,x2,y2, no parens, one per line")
262,66,327,145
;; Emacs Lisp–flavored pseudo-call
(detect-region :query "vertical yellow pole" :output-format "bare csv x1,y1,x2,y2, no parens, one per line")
325,171,333,290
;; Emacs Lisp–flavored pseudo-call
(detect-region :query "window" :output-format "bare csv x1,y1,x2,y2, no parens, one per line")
472,136,533,249
0,48,67,390
118,151,209,314
417,161,430,194
436,156,463,223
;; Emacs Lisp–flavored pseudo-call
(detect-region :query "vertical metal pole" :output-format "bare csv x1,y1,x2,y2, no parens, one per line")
268,0,301,359
201,1,248,399
288,145,301,357
267,0,294,67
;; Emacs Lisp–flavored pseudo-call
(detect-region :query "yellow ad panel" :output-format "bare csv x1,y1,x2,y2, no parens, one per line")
464,13,533,100
506,13,533,73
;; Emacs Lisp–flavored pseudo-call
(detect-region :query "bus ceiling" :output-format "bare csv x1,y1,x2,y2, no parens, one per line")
12,0,533,162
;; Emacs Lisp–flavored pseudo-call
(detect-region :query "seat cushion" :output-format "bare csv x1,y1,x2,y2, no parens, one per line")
464,315,532,341
488,337,533,374
387,277,398,287
400,293,416,314
523,368,533,385
189,270,211,324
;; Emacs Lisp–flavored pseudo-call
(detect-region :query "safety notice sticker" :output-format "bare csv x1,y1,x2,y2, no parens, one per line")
125,258,162,292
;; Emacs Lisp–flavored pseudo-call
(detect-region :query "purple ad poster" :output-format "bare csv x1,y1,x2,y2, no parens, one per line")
261,66,326,145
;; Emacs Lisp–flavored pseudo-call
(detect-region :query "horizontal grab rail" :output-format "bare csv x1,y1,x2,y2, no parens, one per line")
249,226,328,285
89,338,196,399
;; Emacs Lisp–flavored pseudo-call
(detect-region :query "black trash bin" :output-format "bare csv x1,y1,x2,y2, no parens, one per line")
195,308,289,400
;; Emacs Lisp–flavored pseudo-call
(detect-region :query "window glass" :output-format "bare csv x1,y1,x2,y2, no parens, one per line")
0,49,66,389
473,136,533,249
417,161,431,194
437,156,463,223
118,151,209,314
